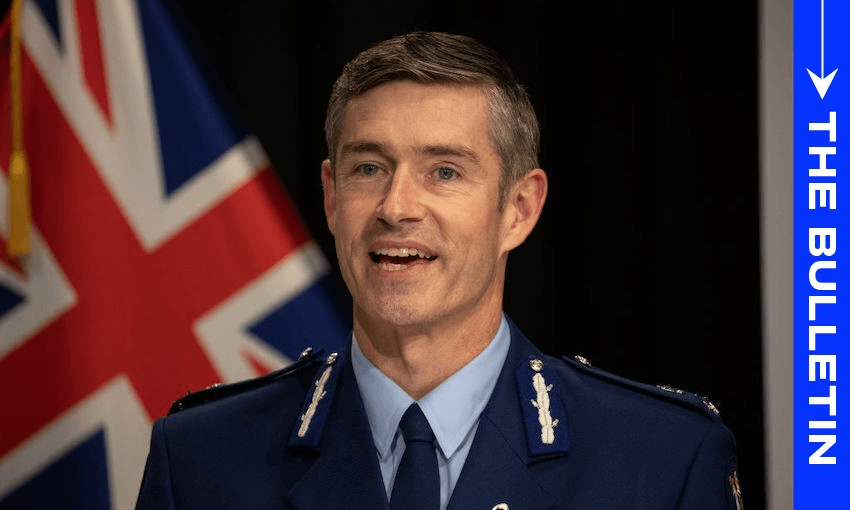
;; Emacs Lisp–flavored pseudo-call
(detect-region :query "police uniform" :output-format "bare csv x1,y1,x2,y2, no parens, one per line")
135,317,743,509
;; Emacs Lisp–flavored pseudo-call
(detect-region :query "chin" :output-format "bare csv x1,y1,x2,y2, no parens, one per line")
368,296,438,328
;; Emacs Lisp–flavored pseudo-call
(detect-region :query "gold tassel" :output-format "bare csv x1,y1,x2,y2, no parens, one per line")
8,151,29,256
7,0,30,256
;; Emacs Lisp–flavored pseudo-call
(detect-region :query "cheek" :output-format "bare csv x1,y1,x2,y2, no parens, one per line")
333,203,371,262
333,197,365,234
451,213,501,261
463,206,501,238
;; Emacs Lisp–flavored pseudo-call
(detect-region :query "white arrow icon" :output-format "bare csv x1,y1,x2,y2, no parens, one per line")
807,0,838,99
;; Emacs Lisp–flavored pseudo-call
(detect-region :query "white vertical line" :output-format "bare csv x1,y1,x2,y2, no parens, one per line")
821,0,825,77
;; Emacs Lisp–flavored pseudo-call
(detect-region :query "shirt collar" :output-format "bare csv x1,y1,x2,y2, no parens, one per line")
351,314,511,461
351,335,413,459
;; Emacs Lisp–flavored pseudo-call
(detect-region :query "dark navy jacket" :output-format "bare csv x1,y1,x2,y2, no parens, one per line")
136,320,740,509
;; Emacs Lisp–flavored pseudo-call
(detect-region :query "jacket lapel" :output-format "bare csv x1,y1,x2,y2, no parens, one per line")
287,353,389,510
447,320,564,510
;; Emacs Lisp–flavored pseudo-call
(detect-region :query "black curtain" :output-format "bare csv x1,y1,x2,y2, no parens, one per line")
175,1,760,507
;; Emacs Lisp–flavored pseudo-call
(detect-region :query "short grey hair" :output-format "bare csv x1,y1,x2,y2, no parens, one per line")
324,31,540,208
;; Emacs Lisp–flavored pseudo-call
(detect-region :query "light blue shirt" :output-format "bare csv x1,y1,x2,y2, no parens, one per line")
351,315,511,510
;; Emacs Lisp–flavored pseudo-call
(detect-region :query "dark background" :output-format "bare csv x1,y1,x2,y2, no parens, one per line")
7,0,763,506
171,0,763,507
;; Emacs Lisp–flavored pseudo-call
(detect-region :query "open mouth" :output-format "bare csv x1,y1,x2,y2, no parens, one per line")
369,247,437,271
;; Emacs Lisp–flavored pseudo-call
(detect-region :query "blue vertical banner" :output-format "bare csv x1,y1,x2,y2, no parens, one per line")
795,0,850,506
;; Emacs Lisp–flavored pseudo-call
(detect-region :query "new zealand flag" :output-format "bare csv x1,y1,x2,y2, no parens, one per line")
0,0,348,507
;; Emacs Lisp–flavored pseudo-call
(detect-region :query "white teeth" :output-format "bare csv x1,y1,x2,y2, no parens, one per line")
377,262,405,271
373,247,428,258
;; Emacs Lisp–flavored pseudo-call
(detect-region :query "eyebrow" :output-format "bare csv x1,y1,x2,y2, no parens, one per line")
417,144,480,166
339,140,480,166
339,141,392,159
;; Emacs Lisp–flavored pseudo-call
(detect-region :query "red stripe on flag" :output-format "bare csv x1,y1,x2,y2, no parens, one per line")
75,0,112,126
242,348,275,377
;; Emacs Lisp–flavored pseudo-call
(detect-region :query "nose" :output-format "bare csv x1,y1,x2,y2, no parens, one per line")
376,168,424,226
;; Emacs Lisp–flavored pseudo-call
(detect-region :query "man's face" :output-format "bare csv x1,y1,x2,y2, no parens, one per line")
322,80,516,330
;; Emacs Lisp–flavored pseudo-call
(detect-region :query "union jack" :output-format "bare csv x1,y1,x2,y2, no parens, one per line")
0,0,348,507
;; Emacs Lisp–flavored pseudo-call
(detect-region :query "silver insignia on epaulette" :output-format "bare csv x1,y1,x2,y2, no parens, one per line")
699,395,721,415
298,347,313,360
297,353,338,437
657,384,685,394
573,355,591,366
492,504,509,510
530,371,559,444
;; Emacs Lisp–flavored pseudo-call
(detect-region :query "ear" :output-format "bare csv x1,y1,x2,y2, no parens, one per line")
321,159,337,236
500,168,548,253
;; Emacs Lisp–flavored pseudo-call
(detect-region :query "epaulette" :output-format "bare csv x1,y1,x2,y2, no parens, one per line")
168,348,324,415
561,354,724,423
516,355,570,457
288,351,343,451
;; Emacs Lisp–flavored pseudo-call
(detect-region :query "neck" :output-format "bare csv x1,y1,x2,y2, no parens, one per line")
354,303,503,400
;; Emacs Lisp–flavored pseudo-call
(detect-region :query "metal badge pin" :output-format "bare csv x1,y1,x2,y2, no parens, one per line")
529,359,543,372
492,504,509,510
656,384,685,394
573,355,591,366
699,395,721,415
296,354,338,437
530,370,559,444
298,347,313,360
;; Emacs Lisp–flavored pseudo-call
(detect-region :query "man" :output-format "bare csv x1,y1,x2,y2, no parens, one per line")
136,32,742,509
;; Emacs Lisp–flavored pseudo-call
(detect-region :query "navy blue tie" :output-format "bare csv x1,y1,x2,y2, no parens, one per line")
390,403,439,510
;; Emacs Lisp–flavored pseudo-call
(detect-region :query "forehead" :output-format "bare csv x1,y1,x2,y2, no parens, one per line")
338,81,494,159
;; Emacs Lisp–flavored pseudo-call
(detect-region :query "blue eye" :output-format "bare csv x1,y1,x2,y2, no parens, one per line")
359,164,379,176
436,167,456,180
